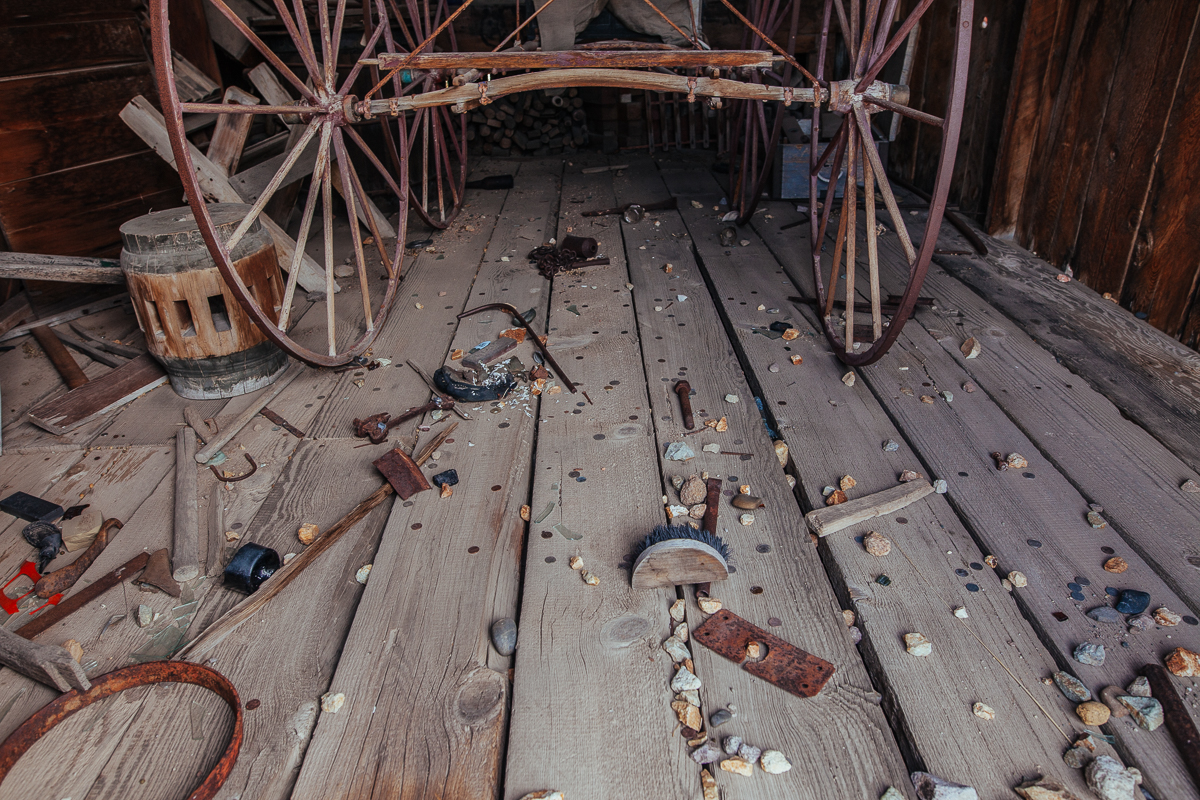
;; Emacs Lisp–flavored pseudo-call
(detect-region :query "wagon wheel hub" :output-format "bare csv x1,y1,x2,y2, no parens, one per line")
826,80,909,115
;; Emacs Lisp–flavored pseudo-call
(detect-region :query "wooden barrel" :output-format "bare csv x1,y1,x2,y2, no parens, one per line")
120,204,288,400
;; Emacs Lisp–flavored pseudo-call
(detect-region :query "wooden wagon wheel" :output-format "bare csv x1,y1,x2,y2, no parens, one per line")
810,0,972,365
150,0,408,367
363,0,468,230
724,0,803,225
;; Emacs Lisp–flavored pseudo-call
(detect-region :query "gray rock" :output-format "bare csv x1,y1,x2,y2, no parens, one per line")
1117,696,1163,731
738,743,761,764
691,741,723,765
883,439,899,452
723,736,742,755
1063,746,1090,769
1073,642,1105,666
665,442,696,461
1125,676,1151,697
933,479,948,494
709,708,732,728
849,625,863,644
662,635,691,663
1052,671,1092,702
1086,606,1122,624
911,771,980,800
490,617,517,656
880,789,906,800
1127,614,1154,631
136,604,153,628
1086,755,1142,800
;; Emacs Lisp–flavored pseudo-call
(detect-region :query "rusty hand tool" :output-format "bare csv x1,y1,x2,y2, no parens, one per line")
1142,664,1200,791
34,518,122,599
352,398,452,444
0,627,90,692
16,552,148,640
457,303,577,394
674,380,695,429
209,453,259,483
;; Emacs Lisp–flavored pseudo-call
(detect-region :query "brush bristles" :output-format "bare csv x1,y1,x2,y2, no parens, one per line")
631,524,731,562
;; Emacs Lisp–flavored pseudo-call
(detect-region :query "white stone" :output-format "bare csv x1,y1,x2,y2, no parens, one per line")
355,564,372,584
662,636,691,662
321,692,345,713
671,666,702,692
760,750,792,774
905,632,933,657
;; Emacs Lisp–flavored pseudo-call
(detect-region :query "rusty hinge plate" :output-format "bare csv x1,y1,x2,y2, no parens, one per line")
692,609,835,698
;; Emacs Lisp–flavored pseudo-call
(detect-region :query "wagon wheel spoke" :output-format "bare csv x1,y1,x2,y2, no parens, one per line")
279,133,332,331
271,0,322,86
225,118,322,252
858,0,935,89
332,131,375,332
852,103,915,263
207,0,317,101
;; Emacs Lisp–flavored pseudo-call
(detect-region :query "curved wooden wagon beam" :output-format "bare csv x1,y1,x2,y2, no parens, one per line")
353,71,915,117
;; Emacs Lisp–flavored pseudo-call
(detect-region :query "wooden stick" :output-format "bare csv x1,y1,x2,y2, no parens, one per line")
415,421,457,466
175,482,395,660
67,323,143,358
0,627,90,693
0,293,33,338
0,253,125,285
56,331,126,369
31,326,89,390
174,427,201,582
0,294,128,343
194,363,302,464
804,479,935,537
27,353,167,434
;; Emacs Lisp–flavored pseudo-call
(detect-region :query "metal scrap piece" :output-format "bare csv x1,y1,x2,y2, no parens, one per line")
692,609,836,698
209,453,258,483
260,407,305,438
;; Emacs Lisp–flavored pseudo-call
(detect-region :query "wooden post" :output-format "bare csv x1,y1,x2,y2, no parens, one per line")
174,427,201,582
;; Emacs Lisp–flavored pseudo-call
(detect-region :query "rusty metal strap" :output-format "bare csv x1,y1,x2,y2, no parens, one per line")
693,609,836,698
0,661,243,800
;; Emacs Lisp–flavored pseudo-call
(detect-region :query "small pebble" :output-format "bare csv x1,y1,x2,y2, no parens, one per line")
674,622,689,642
1153,606,1181,626
1006,453,1028,469
491,618,517,656
875,575,892,586
321,692,345,713
933,479,948,493
863,531,892,557
1127,614,1154,632
720,758,753,777
1086,511,1107,529
569,555,584,570
581,570,599,586
137,604,153,628
691,741,724,764
1114,589,1150,615
774,441,789,467
1075,701,1110,726
953,607,969,620
899,469,921,482
842,372,856,387
355,564,372,584
963,382,977,393
883,439,899,452
1001,578,1014,591
298,523,318,544
698,597,723,614
1086,607,1122,624
700,769,718,800
760,750,792,774
709,708,732,728
848,626,863,644
671,667,702,692
1086,755,1142,800
1126,676,1151,697
905,632,932,657
1103,557,1128,573
665,442,696,461
1008,571,1028,588
768,363,780,373
961,338,981,358
790,354,803,365
911,773,979,800
670,599,686,622
880,789,906,800
1052,671,1092,702
723,736,743,755
724,394,739,403
972,702,995,720
941,390,954,403
1181,479,1200,493
840,475,857,491
1062,746,1090,769
1165,646,1200,676
842,609,856,626
1073,642,1105,666
738,743,761,764
1117,696,1163,731
984,555,998,568
920,395,935,404
662,636,691,662
739,513,755,526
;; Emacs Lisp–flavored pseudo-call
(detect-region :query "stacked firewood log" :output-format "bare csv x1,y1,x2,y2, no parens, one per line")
466,89,589,156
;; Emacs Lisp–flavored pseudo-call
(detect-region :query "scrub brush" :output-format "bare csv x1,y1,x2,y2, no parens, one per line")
631,478,733,591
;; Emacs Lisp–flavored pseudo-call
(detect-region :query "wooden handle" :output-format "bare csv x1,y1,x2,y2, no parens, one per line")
31,325,89,390
34,518,122,598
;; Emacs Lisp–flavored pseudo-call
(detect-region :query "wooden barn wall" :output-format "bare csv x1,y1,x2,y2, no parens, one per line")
888,0,1026,219
986,0,1200,345
0,0,185,260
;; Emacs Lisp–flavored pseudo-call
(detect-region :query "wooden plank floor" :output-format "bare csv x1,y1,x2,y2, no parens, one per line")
0,153,1198,800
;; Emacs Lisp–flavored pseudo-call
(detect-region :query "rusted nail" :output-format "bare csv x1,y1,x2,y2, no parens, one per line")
674,380,695,429
990,452,1008,471
209,453,258,483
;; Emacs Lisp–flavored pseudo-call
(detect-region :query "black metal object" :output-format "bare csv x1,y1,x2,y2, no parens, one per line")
223,543,280,594
21,522,62,573
692,609,836,698
1,492,63,524
433,367,516,402
431,469,459,488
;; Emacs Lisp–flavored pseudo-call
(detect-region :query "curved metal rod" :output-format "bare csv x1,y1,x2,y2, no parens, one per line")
457,303,577,393
210,453,259,483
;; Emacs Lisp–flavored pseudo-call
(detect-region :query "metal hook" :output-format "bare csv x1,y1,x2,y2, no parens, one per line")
209,453,259,483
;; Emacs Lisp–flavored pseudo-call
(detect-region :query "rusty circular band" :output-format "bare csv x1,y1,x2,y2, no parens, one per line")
0,661,243,800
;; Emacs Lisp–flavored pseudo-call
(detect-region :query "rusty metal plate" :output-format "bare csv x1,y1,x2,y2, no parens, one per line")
692,609,835,698
373,447,431,500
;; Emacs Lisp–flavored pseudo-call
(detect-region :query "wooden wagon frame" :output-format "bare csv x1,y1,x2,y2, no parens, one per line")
150,0,973,367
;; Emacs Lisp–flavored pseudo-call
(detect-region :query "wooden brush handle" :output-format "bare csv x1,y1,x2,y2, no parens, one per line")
35,518,122,598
